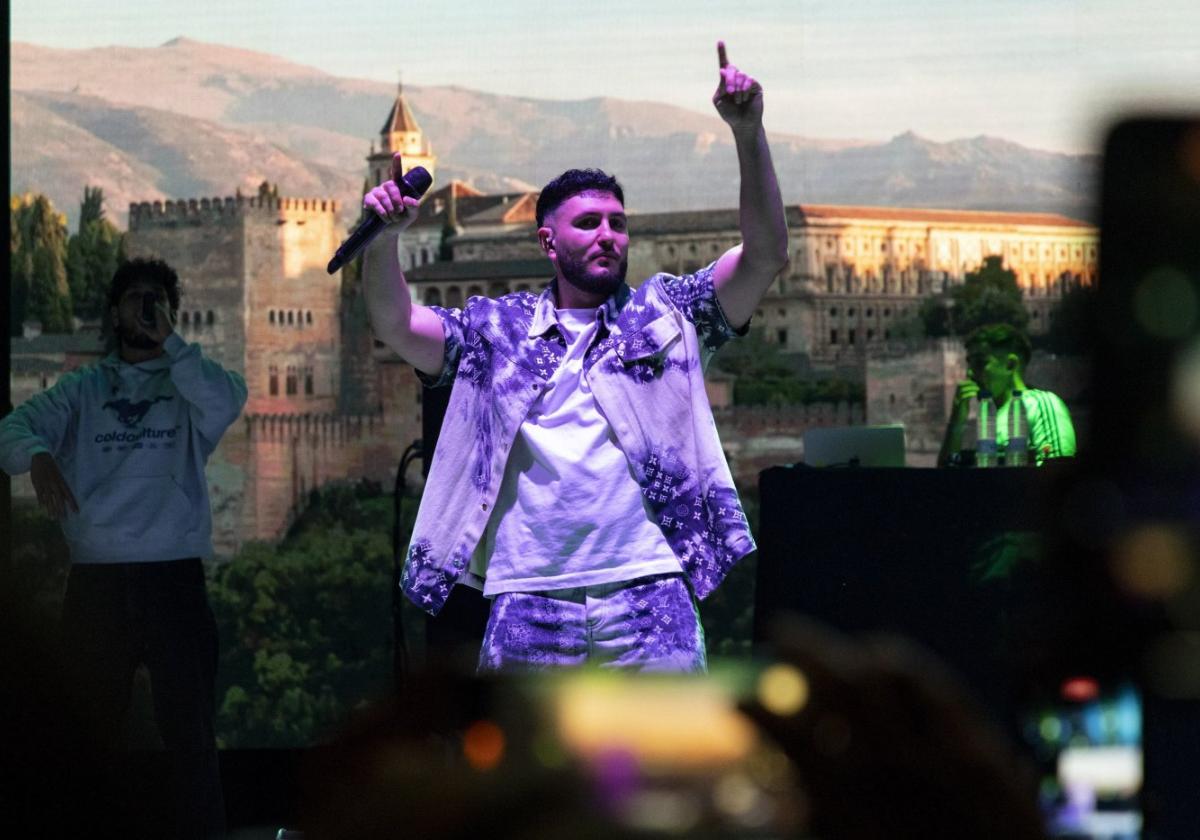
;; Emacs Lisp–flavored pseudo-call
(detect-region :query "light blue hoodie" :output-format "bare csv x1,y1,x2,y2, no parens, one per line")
0,333,247,564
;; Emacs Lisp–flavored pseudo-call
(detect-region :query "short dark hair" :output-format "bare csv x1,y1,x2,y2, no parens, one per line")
535,168,624,227
107,258,182,315
964,323,1032,369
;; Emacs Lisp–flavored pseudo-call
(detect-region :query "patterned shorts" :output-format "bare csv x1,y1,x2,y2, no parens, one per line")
477,573,707,674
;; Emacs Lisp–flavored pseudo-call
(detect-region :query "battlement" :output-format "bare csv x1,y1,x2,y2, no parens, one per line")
128,195,342,229
245,411,385,443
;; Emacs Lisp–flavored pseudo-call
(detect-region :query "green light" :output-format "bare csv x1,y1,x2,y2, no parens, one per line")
1039,715,1063,743
1134,266,1197,340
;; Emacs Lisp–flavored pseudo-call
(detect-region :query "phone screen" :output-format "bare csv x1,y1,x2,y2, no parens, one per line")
141,292,157,324
1019,681,1142,838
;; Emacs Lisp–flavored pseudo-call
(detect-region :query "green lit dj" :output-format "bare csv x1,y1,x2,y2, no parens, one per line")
938,323,1077,467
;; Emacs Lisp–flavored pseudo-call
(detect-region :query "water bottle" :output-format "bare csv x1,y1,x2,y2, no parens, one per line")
976,391,997,468
1006,391,1028,467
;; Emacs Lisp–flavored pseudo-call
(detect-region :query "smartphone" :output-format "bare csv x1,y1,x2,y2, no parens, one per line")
140,292,158,325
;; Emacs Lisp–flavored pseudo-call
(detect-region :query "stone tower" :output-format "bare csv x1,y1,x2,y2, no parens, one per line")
124,190,344,417
367,81,436,187
342,81,440,415
124,191,407,548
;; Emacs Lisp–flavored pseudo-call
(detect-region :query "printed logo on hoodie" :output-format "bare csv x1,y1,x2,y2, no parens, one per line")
103,395,172,428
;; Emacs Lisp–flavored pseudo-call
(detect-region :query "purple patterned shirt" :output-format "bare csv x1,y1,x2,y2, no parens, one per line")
402,262,755,614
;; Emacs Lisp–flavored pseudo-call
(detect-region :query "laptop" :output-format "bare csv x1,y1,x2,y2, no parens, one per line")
802,424,907,467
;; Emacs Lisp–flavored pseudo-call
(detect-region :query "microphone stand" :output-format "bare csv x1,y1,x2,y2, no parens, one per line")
391,439,423,695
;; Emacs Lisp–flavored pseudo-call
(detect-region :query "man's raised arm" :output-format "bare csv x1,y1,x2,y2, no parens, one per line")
362,152,447,378
709,41,791,330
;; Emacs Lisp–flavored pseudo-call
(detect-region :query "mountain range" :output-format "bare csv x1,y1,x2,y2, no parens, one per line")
11,38,1099,231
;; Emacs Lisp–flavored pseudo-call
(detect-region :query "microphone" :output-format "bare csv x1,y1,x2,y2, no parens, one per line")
327,166,433,274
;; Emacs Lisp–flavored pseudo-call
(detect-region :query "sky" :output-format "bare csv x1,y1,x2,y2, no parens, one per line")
11,0,1200,153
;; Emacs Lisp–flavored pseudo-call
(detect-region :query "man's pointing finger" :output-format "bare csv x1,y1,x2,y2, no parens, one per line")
717,40,728,69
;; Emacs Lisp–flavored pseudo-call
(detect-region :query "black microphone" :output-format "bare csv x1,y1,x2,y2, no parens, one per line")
327,166,433,274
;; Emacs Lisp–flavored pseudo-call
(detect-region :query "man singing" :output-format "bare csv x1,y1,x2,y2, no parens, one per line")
363,42,788,672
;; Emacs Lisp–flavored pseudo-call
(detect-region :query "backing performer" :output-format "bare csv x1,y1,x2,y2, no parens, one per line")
362,42,788,672
0,258,245,837
937,323,1077,468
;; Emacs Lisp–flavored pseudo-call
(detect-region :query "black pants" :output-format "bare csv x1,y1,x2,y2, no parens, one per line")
61,559,226,839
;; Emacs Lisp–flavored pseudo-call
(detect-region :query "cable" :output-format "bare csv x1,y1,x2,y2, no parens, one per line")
391,439,423,693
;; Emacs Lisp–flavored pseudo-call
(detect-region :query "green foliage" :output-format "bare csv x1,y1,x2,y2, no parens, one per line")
79,185,104,228
888,312,930,341
208,482,414,748
919,256,1029,338
10,193,74,333
67,187,125,321
712,328,784,379
4,500,72,640
10,209,24,331
713,329,863,406
1039,282,1097,355
439,223,456,262
730,373,864,406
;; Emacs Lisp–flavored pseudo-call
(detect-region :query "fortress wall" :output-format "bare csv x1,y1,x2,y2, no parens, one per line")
244,411,413,540
241,200,344,416
125,201,246,374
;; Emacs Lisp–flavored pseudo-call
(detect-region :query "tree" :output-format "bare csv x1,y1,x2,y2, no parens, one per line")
80,184,103,228
67,187,125,321
11,207,27,334
713,328,804,405
207,482,414,748
10,193,74,333
1039,281,1097,355
712,329,863,406
888,311,930,342
919,256,1028,338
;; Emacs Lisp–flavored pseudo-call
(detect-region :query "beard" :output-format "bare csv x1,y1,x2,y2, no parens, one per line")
557,248,628,300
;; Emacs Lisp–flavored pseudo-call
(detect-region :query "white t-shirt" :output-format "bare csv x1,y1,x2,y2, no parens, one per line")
477,307,682,595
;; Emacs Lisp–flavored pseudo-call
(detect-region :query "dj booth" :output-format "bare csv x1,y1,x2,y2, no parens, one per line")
753,463,1200,837
753,464,1051,717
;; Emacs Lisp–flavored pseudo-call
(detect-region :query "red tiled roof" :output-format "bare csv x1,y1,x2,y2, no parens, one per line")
411,180,485,201
627,204,1093,234
466,193,537,225
380,92,422,135
795,204,1093,229
448,181,484,199
410,190,539,229
502,194,538,224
